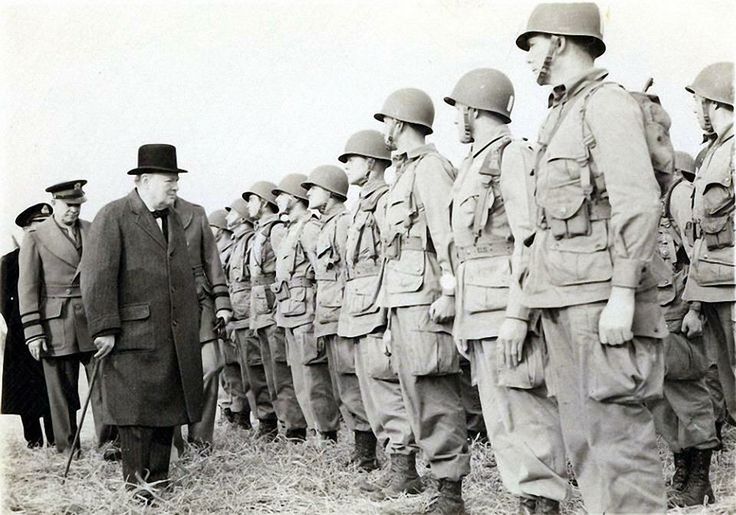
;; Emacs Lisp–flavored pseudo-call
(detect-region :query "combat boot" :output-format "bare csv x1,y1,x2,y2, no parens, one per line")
285,427,307,443
371,453,424,500
425,479,465,514
257,415,279,441
348,431,378,472
671,449,691,491
668,448,716,507
535,497,560,514
319,430,338,443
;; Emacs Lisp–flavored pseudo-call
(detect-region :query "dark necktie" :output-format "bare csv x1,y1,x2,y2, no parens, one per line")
152,209,169,241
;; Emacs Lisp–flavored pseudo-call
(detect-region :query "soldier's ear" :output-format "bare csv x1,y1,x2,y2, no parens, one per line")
366,157,376,172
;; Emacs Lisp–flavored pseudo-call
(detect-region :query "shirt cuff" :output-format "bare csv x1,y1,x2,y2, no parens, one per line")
611,257,647,289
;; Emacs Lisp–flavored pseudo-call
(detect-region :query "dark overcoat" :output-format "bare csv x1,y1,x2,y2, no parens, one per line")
1,249,52,417
80,189,203,427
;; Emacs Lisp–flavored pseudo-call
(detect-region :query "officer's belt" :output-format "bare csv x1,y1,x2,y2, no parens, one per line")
251,274,276,287
456,241,514,263
44,284,81,297
399,236,433,252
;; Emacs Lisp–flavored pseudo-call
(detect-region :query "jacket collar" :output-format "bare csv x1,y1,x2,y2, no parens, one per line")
320,202,346,224
548,68,609,107
34,217,81,268
359,177,389,211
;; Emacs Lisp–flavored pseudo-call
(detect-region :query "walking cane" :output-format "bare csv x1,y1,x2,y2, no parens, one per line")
62,357,100,482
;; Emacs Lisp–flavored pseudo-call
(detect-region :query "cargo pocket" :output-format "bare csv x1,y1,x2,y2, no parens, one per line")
544,217,612,286
362,335,397,381
331,337,357,374
587,336,664,404
386,249,425,294
269,328,288,363
464,258,511,314
496,332,547,390
301,331,327,366
42,298,64,320
242,332,263,366
693,244,736,286
405,329,460,376
118,303,155,351
252,286,273,315
281,286,308,317
664,331,709,380
701,216,734,251
346,276,381,316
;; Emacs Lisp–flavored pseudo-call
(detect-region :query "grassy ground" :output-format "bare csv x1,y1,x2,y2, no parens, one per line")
1,418,734,514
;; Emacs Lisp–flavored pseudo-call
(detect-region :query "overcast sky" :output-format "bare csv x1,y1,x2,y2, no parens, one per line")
1,0,734,253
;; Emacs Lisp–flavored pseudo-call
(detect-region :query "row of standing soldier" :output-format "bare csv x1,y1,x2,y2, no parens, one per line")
5,2,733,513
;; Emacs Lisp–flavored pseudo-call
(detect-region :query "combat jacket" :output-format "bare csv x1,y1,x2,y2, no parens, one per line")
227,221,255,329
380,144,456,311
216,229,234,273
683,123,735,303
314,203,349,337
522,68,666,338
18,217,95,356
338,178,389,338
273,210,321,329
249,213,285,330
451,126,533,341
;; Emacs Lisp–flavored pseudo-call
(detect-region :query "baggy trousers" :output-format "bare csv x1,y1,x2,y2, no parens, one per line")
354,334,416,455
256,324,306,430
220,335,249,414
324,334,371,432
702,302,736,417
470,338,569,501
540,303,666,514
285,324,339,432
390,306,470,481
118,425,175,486
459,356,485,438
235,327,273,421
185,340,224,444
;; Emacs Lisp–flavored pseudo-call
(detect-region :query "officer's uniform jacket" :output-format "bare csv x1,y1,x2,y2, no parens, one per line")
522,68,666,339
18,217,95,356
338,178,389,338
175,197,232,343
227,221,255,330
451,126,534,341
314,203,350,338
249,213,285,330
380,144,456,313
683,123,735,303
273,210,321,329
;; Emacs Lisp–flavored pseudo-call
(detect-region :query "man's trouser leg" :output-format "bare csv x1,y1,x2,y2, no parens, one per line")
470,337,569,501
459,356,485,439
325,335,371,432
354,334,416,455
703,302,736,417
235,328,273,421
391,306,470,481
80,352,118,447
257,324,306,430
20,414,44,447
119,425,175,486
41,355,81,452
220,335,249,415
540,303,666,513
284,325,315,429
188,340,224,444
299,327,340,433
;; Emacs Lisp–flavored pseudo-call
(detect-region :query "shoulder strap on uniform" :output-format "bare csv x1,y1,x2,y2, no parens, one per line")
473,136,513,238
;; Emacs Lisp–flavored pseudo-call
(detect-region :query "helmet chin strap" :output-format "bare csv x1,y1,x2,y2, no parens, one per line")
700,98,715,136
461,107,474,144
384,120,401,151
537,35,561,86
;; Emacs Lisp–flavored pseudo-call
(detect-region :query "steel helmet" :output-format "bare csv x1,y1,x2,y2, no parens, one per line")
241,181,278,210
301,165,349,201
207,208,228,229
686,62,734,107
272,173,309,202
516,2,605,58
674,151,695,177
226,197,249,218
444,68,515,123
338,130,392,164
374,88,435,135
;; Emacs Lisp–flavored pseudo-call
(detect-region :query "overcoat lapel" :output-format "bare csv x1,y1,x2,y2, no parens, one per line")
127,190,167,251
35,218,81,268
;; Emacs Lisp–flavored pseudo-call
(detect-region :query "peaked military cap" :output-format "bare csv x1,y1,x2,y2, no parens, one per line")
45,180,87,204
15,202,53,228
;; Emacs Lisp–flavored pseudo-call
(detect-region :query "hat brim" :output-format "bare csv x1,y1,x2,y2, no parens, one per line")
300,181,347,201
373,113,434,135
515,31,605,58
337,152,392,165
240,191,277,210
443,96,456,106
272,187,307,202
127,166,188,176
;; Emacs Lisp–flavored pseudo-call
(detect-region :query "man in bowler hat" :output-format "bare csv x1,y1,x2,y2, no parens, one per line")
81,144,204,499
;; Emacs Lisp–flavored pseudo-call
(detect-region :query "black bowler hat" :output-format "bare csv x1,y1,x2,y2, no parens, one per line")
45,180,87,204
127,144,188,175
15,203,53,227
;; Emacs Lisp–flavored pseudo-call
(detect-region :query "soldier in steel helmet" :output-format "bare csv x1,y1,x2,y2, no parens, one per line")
681,61,735,496
301,166,375,449
271,174,341,442
375,88,469,513
646,150,720,507
516,3,667,512
336,130,421,486
445,68,568,513
244,181,308,439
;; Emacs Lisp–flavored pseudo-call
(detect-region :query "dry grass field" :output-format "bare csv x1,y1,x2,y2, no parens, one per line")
1,417,734,514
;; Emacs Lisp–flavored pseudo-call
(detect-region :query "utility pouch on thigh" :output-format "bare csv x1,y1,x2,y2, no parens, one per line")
243,334,264,366
496,333,547,390
587,338,664,404
332,337,357,374
362,335,397,381
664,330,709,381
405,330,460,377
302,334,328,366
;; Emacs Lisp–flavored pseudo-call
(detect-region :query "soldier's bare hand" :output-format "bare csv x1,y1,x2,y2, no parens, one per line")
498,318,528,368
429,295,455,324
681,309,704,338
94,335,116,359
598,287,635,345
28,338,47,361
